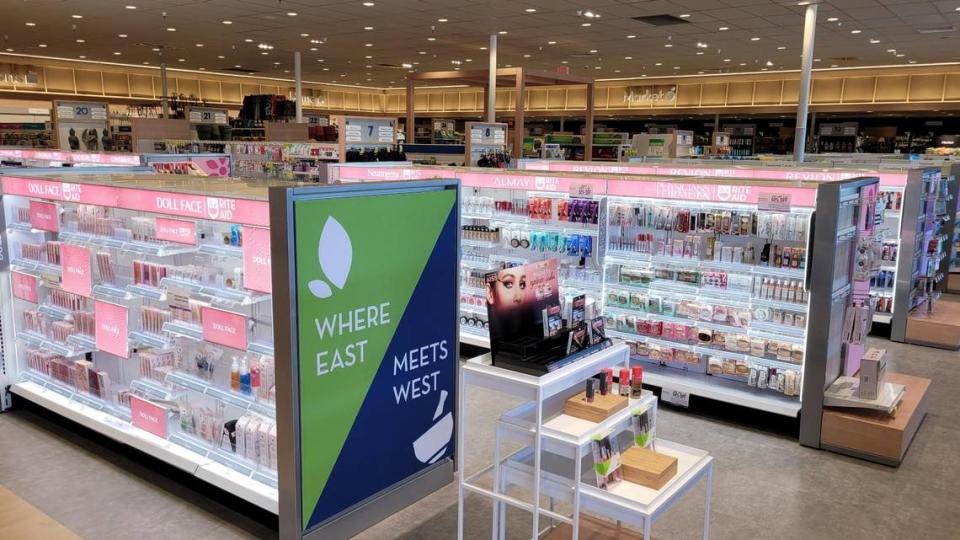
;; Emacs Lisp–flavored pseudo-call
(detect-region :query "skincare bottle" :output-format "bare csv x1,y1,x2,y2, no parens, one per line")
230,357,240,392
250,358,261,396
239,357,251,395
619,369,631,397
631,365,643,398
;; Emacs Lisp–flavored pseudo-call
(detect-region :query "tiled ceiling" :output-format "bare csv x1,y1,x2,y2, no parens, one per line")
1,0,960,88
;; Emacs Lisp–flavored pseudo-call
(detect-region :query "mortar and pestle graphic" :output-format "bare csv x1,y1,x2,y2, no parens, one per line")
413,390,453,464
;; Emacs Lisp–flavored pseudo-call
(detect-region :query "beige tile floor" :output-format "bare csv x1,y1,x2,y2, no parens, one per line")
1,333,958,539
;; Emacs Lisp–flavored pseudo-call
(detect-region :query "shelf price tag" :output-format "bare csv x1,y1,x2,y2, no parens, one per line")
661,386,690,408
758,192,792,213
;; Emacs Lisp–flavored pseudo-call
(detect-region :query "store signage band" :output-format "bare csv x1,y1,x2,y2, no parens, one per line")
624,85,678,105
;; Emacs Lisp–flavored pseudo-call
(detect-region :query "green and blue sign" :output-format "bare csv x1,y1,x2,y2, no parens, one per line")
292,185,458,532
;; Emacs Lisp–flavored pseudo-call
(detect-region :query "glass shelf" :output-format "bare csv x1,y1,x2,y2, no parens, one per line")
59,231,198,257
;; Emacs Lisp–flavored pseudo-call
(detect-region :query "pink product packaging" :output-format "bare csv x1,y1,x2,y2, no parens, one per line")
244,417,261,462
269,424,278,470
235,416,250,458
257,421,271,468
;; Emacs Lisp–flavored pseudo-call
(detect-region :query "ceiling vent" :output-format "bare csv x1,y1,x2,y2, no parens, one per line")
222,67,259,73
632,14,691,27
831,56,858,62
377,63,405,69
570,52,598,58
918,25,954,34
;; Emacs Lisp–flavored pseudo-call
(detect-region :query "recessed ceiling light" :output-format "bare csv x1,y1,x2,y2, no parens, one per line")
310,47,318,51
75,38,85,43
581,22,591,27
3,48,11,52
525,8,536,13
814,58,821,62
365,55,373,59
751,37,760,41
118,34,128,38
274,61,281,65
719,27,729,31
427,37,436,41
38,44,47,48
286,12,298,16
827,17,839,22
261,52,268,55
909,59,917,63
310,39,321,44
365,43,373,47
777,46,786,50
589,49,598,53
437,18,448,22
561,60,568,64
498,30,508,34
465,58,471,62
234,64,241,68
626,35,636,39
323,67,329,70
896,53,905,57
217,55,225,59
113,51,122,55
850,29,861,34
673,66,680,69
831,64,838,68
679,14,690,18
547,41,557,45
419,50,427,54
362,1,375,5
723,58,731,62
317,58,325,62
625,56,633,60
480,46,487,50
222,20,232,24
178,58,186,62
696,51,704,55
195,43,204,47
655,62,662,66
364,26,373,30
664,43,673,48
25,22,35,27
300,33,310,37
152,47,161,51
765,60,774,66
167,27,176,32
594,66,601,70
887,49,896,53
198,67,205,70
523,54,531,58
125,5,136,9
78,55,85,59
870,39,880,44
245,38,254,43
739,62,747,66
143,61,149,65
71,14,83,19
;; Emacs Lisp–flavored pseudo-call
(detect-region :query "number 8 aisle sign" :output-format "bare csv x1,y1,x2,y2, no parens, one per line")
292,186,458,532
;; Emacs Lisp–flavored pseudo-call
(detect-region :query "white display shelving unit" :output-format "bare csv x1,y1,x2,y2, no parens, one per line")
458,343,713,539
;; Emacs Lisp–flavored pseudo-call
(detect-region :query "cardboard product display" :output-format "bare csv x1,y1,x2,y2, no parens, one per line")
859,348,887,400
621,446,678,490
564,390,628,423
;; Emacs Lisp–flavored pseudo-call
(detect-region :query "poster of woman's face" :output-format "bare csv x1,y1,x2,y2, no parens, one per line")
484,259,559,347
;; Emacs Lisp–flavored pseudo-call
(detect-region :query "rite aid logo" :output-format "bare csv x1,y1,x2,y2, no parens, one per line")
61,182,82,202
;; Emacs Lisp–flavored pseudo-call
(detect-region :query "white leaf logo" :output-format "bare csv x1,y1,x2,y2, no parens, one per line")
308,216,352,299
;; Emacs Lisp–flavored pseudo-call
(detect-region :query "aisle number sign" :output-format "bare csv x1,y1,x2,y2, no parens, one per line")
287,182,458,533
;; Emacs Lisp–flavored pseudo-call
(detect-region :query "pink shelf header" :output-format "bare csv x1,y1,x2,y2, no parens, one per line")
0,148,142,166
2,176,270,226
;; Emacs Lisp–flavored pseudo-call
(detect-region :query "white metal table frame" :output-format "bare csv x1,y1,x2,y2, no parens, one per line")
457,343,713,539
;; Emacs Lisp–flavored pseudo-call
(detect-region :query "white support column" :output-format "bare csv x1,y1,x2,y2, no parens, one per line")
793,3,818,162
488,34,497,123
159,62,169,118
295,51,303,123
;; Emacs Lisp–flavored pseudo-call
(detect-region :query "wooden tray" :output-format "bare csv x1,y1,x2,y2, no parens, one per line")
564,390,628,423
621,446,678,490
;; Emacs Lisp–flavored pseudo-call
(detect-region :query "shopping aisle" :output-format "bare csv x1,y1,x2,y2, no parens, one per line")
1,334,959,539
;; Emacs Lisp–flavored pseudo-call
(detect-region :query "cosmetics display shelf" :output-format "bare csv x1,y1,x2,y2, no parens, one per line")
459,329,491,349
10,378,279,512
18,330,93,358
459,343,713,540
3,174,280,511
10,258,62,276
59,231,199,257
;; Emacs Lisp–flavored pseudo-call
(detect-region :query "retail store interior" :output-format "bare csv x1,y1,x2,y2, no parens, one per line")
1,1,960,539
